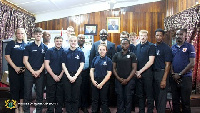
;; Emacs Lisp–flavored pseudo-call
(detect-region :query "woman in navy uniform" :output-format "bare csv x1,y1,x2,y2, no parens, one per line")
5,28,27,113
62,36,85,113
44,36,64,113
90,44,112,113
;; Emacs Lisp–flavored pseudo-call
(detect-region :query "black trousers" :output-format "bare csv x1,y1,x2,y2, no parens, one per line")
23,69,44,113
62,73,82,113
136,69,154,113
8,65,24,101
92,77,110,113
79,69,90,108
115,78,135,113
108,74,117,106
46,73,64,113
153,70,169,113
171,76,192,113
132,77,138,111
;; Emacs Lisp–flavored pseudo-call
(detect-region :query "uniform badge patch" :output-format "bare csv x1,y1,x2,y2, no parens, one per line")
41,49,45,53
182,48,187,52
14,45,20,48
103,61,107,65
157,50,160,55
75,55,80,59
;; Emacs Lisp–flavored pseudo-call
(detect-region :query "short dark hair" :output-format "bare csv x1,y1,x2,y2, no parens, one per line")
34,27,43,33
43,31,50,36
129,32,137,37
120,31,129,37
54,35,63,40
121,38,130,44
155,28,165,35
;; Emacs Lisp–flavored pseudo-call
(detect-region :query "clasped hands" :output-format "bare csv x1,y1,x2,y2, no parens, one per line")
31,70,42,78
15,67,25,74
68,74,78,83
118,77,129,85
172,73,182,84
135,71,142,79
92,80,103,89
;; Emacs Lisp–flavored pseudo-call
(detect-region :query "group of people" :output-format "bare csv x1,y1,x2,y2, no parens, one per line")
5,26,195,113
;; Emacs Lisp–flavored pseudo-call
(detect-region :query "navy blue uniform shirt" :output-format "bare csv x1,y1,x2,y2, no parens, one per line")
172,42,195,76
91,56,112,78
62,48,85,73
135,41,156,70
154,42,172,70
24,42,48,70
45,47,64,74
5,40,27,67
112,51,137,78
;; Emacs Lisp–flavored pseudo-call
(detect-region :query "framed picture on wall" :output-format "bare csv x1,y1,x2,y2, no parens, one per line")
84,24,98,35
107,17,120,33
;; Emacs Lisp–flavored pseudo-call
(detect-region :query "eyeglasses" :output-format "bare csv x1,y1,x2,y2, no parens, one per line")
121,43,129,45
100,34,107,36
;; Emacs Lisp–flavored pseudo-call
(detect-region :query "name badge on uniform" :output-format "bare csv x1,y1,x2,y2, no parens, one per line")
157,50,160,55
41,49,45,53
103,61,107,65
182,48,187,52
127,55,130,58
32,50,37,52
75,55,80,59
14,45,20,48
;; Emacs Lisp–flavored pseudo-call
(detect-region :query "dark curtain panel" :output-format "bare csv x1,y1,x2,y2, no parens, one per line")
193,27,200,94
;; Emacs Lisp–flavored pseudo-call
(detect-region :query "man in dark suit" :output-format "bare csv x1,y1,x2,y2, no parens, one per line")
108,20,119,30
90,29,115,64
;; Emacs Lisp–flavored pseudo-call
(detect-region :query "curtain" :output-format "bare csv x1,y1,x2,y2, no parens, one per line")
0,2,35,74
164,4,200,93
193,27,200,94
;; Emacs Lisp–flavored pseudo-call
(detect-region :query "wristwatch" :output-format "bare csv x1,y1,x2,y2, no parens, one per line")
178,73,182,76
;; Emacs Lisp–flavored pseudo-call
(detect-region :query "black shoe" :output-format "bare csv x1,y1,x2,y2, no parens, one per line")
81,108,89,113
131,107,135,112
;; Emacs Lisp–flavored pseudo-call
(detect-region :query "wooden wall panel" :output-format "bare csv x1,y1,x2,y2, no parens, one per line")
166,0,200,17
36,1,166,45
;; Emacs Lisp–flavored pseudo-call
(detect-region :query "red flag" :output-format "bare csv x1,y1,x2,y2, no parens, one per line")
61,28,63,36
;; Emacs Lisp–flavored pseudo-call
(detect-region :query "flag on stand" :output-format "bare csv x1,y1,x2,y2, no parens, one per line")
61,28,63,36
